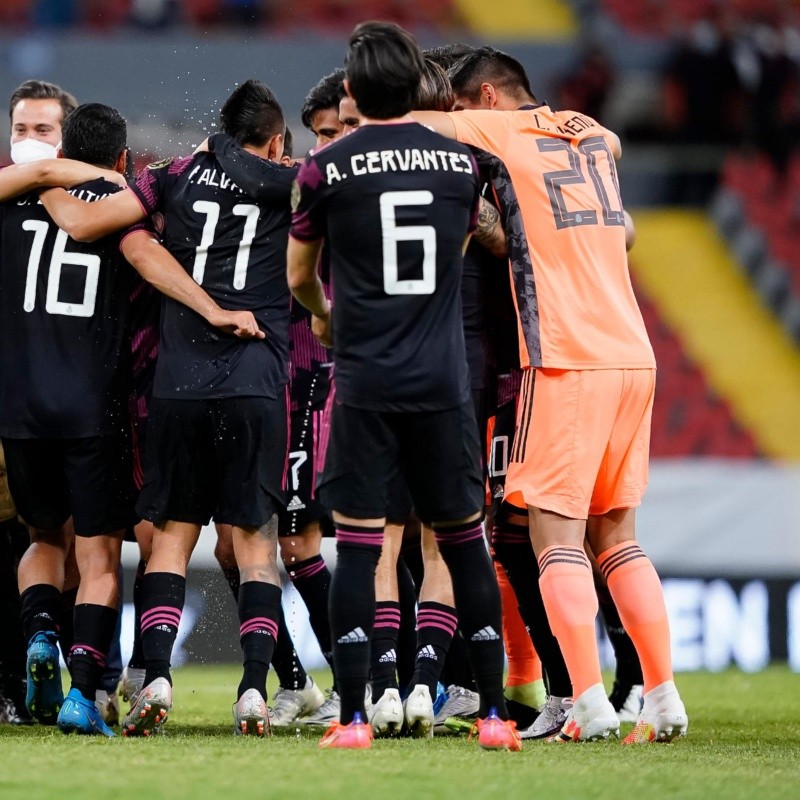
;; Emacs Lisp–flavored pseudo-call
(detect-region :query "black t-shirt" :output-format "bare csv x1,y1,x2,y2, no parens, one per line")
129,135,296,400
0,178,133,438
291,122,479,412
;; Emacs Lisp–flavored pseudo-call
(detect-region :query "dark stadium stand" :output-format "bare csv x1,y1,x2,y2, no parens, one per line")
712,151,800,343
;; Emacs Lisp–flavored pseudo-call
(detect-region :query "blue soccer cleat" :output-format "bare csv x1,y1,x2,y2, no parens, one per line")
25,631,64,724
57,688,115,737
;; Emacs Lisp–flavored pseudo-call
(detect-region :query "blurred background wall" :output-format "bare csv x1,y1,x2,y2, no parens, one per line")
2,0,799,670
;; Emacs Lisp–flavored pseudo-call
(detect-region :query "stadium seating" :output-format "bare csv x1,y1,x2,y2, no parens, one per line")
636,283,760,458
712,151,800,343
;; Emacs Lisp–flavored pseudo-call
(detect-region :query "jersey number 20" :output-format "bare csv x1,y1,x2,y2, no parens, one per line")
21,220,100,318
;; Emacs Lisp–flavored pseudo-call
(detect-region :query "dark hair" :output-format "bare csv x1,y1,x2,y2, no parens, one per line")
300,69,346,130
415,57,454,112
345,21,424,120
220,79,285,147
448,47,536,105
9,79,77,122
423,43,475,71
283,127,293,159
61,103,127,168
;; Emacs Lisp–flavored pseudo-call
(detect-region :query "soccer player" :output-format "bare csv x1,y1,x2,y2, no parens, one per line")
0,78,78,727
287,22,520,751
22,81,296,737
8,79,77,164
300,70,347,150
414,47,688,743
0,102,257,737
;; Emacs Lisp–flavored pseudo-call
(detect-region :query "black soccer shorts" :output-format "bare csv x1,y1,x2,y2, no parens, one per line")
136,395,287,528
317,398,484,524
278,402,333,538
2,431,135,536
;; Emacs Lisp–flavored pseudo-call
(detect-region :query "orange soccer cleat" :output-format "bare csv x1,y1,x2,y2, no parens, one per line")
470,708,522,751
319,712,373,749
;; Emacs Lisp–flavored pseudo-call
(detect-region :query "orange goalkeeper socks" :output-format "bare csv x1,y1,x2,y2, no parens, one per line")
597,541,673,693
538,546,602,698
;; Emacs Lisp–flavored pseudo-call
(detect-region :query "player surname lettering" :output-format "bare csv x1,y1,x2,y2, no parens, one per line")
325,148,474,184
186,165,242,193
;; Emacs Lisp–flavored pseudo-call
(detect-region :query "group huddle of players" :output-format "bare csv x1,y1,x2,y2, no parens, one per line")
0,21,688,750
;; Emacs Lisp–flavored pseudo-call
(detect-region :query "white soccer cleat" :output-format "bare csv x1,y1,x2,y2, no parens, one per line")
121,677,172,737
269,676,325,727
519,695,573,740
549,684,620,743
434,684,480,733
118,666,146,704
300,689,341,726
369,688,403,737
404,684,434,738
95,688,120,726
233,688,270,737
623,681,688,744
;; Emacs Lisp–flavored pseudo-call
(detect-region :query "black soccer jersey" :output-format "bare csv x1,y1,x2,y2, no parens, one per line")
291,122,479,413
0,178,133,438
129,134,296,400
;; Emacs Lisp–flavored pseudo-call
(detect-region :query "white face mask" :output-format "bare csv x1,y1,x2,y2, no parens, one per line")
10,137,60,165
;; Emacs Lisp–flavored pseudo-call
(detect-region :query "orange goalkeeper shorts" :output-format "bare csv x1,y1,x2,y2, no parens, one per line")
505,368,655,519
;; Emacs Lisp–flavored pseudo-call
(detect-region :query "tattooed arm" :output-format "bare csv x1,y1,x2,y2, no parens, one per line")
472,196,508,259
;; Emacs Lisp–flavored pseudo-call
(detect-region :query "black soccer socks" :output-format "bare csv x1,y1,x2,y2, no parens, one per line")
20,583,61,642
141,572,186,686
329,524,383,724
286,554,335,686
69,603,119,701
412,601,457,696
270,605,308,691
237,581,282,701
370,600,401,700
128,559,146,670
432,520,508,719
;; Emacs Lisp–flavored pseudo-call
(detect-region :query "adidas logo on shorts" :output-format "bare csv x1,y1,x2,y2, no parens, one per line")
471,626,500,642
417,645,437,660
378,649,396,664
286,495,306,512
338,627,368,644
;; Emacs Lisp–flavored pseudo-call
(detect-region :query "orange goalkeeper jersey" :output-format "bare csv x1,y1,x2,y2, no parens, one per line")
449,105,655,370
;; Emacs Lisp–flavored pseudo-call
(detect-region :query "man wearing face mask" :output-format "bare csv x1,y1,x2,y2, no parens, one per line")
8,80,77,166
0,79,77,726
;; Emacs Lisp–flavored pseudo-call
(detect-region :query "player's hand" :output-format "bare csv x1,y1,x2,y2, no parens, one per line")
208,308,265,340
311,312,332,347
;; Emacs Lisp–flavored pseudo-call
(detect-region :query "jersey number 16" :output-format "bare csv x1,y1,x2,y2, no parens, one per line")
21,220,100,318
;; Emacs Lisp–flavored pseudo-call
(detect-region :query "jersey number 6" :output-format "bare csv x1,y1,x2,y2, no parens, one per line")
379,190,437,296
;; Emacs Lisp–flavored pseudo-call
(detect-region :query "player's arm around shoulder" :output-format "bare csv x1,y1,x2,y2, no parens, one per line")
473,196,508,258
120,229,263,339
40,185,144,243
0,158,123,203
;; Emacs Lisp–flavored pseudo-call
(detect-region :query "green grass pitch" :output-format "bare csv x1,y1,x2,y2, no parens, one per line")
1,666,798,800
